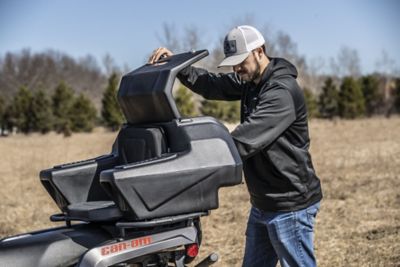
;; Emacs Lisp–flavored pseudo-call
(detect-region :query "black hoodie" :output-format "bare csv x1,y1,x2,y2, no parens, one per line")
177,57,322,212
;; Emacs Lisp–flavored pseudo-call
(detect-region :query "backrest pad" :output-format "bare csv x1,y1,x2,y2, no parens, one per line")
117,126,167,165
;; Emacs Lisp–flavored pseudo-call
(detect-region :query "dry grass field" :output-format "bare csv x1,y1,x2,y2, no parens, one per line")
0,117,399,266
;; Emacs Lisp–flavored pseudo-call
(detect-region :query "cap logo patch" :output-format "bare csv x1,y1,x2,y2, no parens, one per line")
224,40,237,55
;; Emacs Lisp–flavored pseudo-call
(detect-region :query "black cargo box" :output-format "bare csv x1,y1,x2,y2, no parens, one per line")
40,50,243,221
101,117,242,220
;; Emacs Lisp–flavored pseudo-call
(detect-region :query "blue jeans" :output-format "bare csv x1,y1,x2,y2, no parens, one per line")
242,202,320,267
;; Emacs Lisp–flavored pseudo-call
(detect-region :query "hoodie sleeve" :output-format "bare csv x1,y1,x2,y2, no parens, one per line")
231,84,296,160
177,66,243,100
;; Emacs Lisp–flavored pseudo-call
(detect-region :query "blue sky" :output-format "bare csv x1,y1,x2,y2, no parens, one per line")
1,0,399,74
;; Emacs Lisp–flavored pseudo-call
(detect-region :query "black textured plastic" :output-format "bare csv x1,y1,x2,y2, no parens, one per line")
40,154,118,211
117,50,208,124
100,117,242,220
67,201,123,222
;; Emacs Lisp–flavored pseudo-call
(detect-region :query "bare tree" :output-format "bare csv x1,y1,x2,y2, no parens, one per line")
269,31,308,87
275,31,298,60
183,25,204,51
329,57,340,78
157,23,181,52
123,63,131,75
260,24,277,56
374,50,398,114
331,46,361,77
0,49,107,107
303,57,326,94
210,45,225,72
102,53,120,76
375,50,396,76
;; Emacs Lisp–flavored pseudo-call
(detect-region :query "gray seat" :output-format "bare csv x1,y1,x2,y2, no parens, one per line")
0,224,112,267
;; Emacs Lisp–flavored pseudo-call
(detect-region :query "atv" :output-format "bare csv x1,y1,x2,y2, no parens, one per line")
0,50,242,267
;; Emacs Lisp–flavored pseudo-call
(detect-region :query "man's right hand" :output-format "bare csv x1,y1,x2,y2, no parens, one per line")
148,47,173,64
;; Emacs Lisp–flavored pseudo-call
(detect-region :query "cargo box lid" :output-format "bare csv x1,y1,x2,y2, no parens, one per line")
118,50,208,124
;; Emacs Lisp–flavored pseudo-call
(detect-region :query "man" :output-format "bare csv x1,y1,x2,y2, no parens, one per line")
149,25,322,267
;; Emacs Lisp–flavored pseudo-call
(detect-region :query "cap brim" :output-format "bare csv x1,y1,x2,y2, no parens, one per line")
218,52,249,68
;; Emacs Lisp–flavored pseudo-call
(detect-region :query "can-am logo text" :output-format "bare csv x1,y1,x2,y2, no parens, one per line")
101,236,152,256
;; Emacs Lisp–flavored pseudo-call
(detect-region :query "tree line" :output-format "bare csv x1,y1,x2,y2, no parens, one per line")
175,74,400,121
0,49,110,105
1,57,400,137
0,74,241,136
0,73,123,136
305,75,400,119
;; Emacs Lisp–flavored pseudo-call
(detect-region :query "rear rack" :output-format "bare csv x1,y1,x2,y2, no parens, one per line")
116,212,208,237
50,211,208,230
116,212,208,229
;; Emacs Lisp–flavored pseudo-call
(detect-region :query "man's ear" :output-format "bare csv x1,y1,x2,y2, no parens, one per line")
256,47,264,59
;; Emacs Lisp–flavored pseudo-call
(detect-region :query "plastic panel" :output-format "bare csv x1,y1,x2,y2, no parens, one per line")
117,50,208,124
40,154,118,211
100,117,242,220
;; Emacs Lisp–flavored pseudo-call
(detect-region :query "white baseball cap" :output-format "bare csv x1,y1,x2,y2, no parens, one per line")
218,25,265,68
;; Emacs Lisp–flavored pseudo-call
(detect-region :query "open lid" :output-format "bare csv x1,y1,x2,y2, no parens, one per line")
117,50,209,124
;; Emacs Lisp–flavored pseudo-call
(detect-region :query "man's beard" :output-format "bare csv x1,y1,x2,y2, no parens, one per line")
248,57,261,82
239,56,261,82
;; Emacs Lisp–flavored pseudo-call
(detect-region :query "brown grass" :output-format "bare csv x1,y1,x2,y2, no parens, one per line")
1,118,399,266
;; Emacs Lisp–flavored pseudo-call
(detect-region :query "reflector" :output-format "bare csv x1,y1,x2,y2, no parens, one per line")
185,243,199,258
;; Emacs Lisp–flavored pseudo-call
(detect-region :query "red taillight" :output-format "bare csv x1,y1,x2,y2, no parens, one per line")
185,243,199,258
